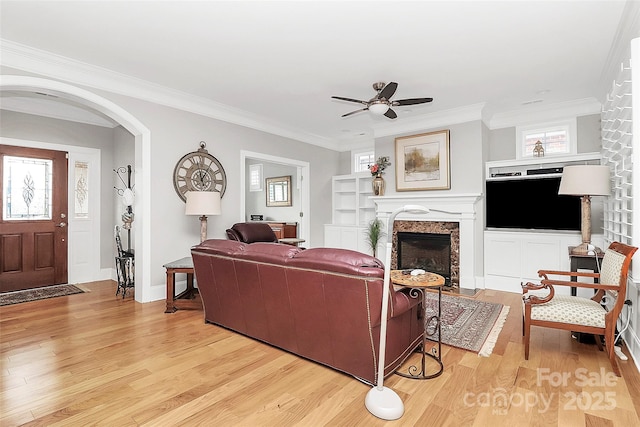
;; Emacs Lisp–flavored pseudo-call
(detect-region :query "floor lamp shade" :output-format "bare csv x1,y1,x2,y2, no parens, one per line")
185,191,221,242
558,165,610,254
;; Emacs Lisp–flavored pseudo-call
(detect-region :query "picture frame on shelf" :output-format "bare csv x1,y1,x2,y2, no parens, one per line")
395,129,450,191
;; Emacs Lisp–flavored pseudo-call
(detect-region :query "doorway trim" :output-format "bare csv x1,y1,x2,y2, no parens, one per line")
240,150,310,246
1,137,102,284
0,75,152,302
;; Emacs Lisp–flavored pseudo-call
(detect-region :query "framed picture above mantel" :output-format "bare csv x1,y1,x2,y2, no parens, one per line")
395,129,450,191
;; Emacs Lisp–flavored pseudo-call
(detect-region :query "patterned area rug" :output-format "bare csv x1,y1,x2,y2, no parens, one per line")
424,292,509,357
0,284,85,306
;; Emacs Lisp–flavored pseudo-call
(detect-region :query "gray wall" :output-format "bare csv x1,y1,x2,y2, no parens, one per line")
1,71,340,295
487,114,601,161
374,120,486,195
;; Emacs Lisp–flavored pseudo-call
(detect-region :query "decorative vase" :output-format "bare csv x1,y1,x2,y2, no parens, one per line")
372,174,385,196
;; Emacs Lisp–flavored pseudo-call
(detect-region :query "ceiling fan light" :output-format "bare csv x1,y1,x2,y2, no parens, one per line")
369,102,388,115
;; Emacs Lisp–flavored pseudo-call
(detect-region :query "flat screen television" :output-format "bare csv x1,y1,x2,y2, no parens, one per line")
485,176,581,231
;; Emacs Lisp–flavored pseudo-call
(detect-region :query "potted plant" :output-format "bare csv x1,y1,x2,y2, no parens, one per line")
365,218,385,258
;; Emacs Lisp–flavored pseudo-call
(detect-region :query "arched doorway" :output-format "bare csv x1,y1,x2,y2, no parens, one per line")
0,75,152,302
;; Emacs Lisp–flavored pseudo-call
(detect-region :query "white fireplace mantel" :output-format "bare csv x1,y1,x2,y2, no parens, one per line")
372,193,483,290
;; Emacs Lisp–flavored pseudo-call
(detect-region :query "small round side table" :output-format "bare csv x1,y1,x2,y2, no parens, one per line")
390,269,445,380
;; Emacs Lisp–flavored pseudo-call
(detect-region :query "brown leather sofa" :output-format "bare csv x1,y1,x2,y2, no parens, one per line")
191,239,423,384
225,222,279,243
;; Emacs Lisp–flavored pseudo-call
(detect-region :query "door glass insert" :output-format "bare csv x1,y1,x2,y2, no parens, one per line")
3,155,53,221
74,161,89,218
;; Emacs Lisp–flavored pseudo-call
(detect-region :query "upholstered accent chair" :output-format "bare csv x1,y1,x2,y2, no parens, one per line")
522,242,637,376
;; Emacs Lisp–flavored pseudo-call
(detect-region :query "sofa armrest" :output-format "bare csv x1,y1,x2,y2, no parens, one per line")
391,286,422,318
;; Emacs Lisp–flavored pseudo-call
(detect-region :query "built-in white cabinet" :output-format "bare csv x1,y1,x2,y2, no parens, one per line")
484,229,604,295
483,152,605,294
324,173,376,254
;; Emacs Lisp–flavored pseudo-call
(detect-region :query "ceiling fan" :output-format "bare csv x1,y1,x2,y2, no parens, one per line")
332,81,433,119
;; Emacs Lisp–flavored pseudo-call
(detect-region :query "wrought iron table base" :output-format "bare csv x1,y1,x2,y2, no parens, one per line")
395,286,444,380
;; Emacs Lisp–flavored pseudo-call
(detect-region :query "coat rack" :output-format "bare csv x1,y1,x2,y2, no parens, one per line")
114,165,134,252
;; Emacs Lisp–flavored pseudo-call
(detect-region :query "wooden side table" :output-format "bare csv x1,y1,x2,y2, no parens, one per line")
390,269,446,380
164,256,201,313
278,238,305,246
568,246,603,296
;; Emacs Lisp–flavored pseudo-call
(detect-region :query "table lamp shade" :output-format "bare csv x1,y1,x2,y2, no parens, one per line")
558,165,610,196
558,165,610,255
185,191,221,216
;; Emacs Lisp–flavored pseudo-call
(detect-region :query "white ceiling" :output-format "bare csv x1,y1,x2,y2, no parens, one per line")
0,1,631,149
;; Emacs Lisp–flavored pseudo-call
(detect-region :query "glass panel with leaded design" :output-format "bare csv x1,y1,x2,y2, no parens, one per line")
74,161,89,218
2,155,53,220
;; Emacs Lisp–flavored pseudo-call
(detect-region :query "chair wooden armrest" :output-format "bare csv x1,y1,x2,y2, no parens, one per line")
522,281,554,304
537,269,599,280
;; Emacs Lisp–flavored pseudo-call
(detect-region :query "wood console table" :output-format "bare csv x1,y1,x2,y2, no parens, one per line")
164,256,201,313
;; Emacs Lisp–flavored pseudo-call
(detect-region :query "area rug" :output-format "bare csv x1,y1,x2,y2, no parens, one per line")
424,292,509,357
0,284,85,306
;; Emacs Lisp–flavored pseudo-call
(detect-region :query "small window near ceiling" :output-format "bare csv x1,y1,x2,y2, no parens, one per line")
249,164,263,191
516,119,577,159
354,151,375,173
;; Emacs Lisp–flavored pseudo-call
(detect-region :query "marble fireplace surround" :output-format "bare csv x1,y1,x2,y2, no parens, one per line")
371,194,482,291
393,220,460,290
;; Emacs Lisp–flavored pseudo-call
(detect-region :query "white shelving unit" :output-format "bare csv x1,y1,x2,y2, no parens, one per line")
485,152,601,181
325,173,376,254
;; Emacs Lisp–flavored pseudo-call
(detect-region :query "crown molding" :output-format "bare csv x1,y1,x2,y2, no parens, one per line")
598,0,640,98
0,39,340,151
372,103,485,138
487,98,601,130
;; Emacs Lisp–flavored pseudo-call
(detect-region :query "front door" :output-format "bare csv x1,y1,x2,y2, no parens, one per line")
0,145,68,292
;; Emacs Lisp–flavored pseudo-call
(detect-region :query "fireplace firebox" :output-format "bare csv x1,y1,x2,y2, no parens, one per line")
397,232,452,287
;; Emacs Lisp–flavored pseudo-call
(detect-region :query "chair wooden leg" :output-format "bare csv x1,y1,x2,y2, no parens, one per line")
594,335,604,351
605,327,621,377
524,320,530,360
523,305,531,359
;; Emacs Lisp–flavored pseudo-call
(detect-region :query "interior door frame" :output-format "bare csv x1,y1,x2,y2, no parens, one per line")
1,137,101,284
240,151,311,246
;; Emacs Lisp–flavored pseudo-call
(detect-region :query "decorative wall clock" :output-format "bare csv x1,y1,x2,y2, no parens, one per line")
173,141,227,202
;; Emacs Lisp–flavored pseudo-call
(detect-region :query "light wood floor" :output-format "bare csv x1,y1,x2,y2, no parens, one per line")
1,281,639,426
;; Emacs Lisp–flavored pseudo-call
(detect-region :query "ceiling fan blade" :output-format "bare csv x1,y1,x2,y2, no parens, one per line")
377,82,398,100
342,107,369,117
384,108,397,119
331,96,368,105
392,97,433,106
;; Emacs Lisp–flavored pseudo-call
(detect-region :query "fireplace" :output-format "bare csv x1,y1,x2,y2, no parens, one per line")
390,220,460,291
372,194,480,291
397,232,452,287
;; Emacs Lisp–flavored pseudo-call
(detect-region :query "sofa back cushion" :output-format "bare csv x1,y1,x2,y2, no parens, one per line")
288,247,384,277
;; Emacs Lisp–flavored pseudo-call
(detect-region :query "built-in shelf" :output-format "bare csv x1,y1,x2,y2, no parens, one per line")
485,152,601,181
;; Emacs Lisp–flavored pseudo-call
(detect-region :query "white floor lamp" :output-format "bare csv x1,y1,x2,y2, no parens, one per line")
365,204,431,420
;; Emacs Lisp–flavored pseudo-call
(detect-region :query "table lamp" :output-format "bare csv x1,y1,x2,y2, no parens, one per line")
365,204,430,420
185,191,221,243
558,165,610,255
